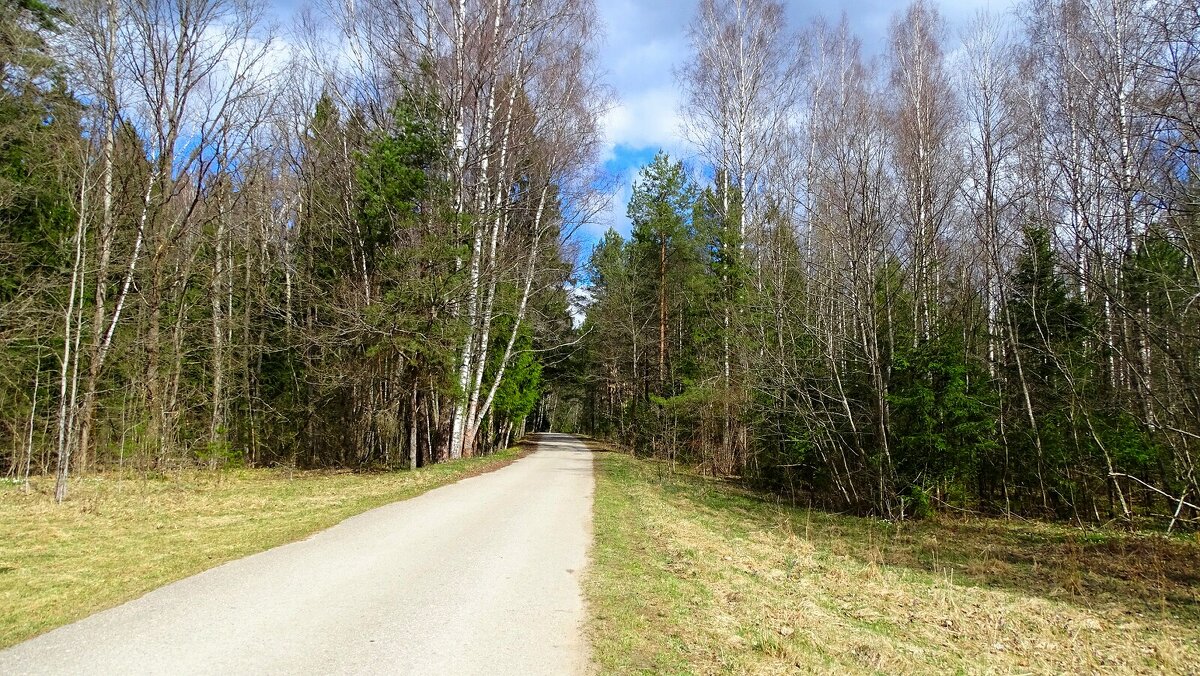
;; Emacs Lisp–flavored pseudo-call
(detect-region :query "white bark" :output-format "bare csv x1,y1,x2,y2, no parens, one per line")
54,163,91,503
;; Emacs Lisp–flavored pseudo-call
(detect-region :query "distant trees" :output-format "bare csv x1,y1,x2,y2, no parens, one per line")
581,153,699,461
579,0,1200,526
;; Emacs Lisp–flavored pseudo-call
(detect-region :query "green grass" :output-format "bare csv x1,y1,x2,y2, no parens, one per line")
0,446,529,648
585,449,1200,674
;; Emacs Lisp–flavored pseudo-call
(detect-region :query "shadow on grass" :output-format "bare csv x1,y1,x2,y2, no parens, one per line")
634,456,1200,624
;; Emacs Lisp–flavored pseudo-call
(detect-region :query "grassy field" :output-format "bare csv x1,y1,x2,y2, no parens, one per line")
585,449,1200,674
0,446,530,648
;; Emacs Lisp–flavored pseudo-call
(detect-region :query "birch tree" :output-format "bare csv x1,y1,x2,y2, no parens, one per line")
680,0,794,470
53,0,275,499
887,0,959,346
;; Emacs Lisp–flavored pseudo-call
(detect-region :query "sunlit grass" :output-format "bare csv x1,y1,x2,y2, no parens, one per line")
585,449,1200,674
0,447,527,648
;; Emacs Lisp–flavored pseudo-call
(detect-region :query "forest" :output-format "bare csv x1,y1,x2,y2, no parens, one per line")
570,0,1200,526
3,0,1200,529
0,0,604,501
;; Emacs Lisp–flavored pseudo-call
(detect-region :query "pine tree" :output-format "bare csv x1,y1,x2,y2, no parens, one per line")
626,151,698,394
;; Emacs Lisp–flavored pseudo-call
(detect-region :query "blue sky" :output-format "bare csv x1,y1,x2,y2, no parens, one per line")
588,0,1020,246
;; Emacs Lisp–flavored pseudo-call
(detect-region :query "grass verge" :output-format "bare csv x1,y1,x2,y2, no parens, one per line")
0,444,533,648
585,449,1200,674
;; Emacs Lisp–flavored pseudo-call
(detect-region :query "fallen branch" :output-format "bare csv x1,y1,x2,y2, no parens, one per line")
1108,473,1200,532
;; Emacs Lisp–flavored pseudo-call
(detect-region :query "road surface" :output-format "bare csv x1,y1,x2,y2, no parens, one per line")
2,433,595,675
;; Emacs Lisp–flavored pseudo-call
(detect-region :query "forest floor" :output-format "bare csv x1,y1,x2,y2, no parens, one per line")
0,445,532,648
585,448,1200,674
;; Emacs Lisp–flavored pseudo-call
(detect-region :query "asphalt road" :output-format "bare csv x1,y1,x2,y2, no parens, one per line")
2,433,595,675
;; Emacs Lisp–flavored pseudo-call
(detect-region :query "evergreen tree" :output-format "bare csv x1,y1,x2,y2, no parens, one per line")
626,151,699,394
0,0,77,475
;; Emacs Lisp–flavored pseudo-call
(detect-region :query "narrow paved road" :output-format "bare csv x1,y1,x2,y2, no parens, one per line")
3,433,594,676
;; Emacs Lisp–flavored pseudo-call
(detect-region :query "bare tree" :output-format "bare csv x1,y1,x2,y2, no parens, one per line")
888,0,960,346
54,0,276,500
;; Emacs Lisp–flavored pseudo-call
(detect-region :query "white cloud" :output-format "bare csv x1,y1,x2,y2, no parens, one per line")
600,88,686,160
590,0,697,241
595,0,692,160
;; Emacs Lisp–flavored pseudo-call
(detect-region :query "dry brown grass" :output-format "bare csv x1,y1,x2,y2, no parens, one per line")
585,450,1200,674
0,445,531,648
